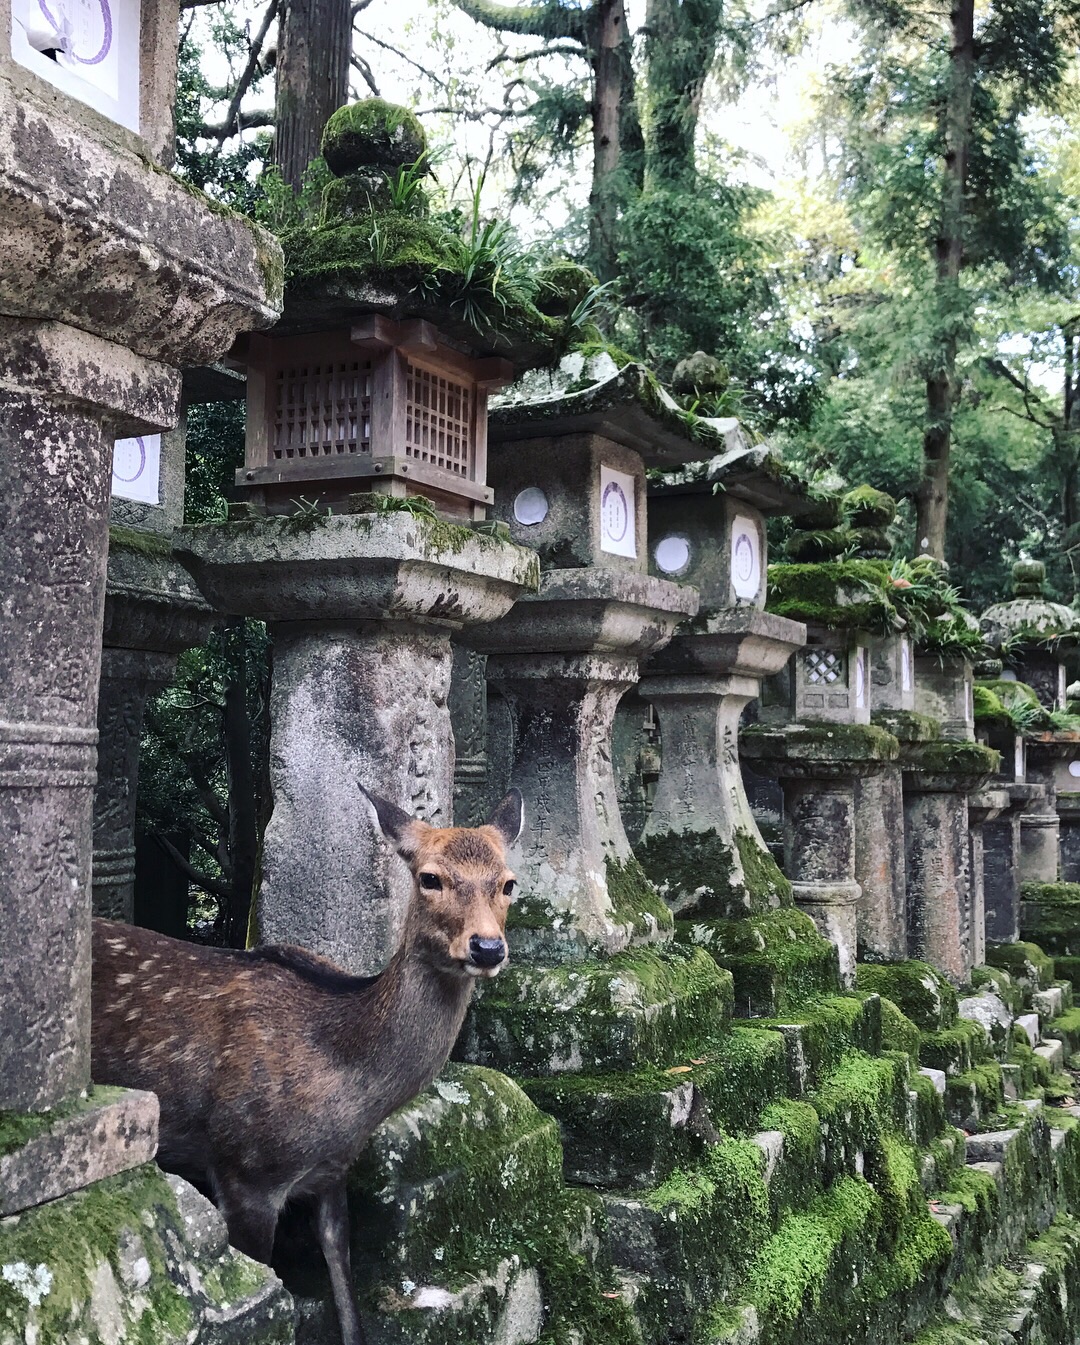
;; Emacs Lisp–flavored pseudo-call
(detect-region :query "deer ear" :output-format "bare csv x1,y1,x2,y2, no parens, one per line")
487,788,524,847
359,786,427,858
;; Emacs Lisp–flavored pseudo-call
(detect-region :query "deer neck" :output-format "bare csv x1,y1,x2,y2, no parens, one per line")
333,940,476,1106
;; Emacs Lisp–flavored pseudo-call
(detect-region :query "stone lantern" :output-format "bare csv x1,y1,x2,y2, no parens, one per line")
981,561,1079,891
632,446,807,922
0,0,289,1330
180,100,554,974
741,513,901,985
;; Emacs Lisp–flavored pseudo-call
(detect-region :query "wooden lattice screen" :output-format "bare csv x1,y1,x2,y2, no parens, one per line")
272,359,374,462
404,362,474,478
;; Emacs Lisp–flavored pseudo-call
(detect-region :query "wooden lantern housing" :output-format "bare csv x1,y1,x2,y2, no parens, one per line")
237,316,513,519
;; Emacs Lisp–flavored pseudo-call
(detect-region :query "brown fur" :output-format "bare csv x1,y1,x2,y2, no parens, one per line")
90,793,522,1345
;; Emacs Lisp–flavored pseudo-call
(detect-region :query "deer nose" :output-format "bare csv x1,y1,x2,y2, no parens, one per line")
468,936,506,969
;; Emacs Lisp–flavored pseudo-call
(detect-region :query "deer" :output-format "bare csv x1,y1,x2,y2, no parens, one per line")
90,786,523,1345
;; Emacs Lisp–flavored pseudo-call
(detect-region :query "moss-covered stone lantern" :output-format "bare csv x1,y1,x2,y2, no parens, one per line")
233,99,559,521
981,561,1077,710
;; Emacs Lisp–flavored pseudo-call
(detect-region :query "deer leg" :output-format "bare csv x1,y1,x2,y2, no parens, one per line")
315,1181,366,1345
214,1174,279,1265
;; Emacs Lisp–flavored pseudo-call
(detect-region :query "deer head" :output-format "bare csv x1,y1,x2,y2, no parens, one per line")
361,788,523,978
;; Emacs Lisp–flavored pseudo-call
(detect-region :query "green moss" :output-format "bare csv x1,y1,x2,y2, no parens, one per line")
283,209,450,286
855,960,958,1032
747,1176,881,1325
845,525,892,558
842,485,896,528
462,944,729,1076
979,677,1051,731
871,708,941,744
902,739,1000,781
812,1053,911,1180
972,682,1011,725
678,907,840,1017
321,99,427,174
0,1165,195,1344
1021,881,1080,907
741,721,900,767
877,995,922,1058
986,939,1056,990
919,1018,989,1075
108,525,173,557
534,260,598,317
970,964,1024,1015
635,827,791,917
604,853,674,941
766,559,899,632
0,1085,129,1158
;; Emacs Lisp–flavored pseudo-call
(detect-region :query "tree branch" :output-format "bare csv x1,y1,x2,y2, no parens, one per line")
211,0,279,145
354,29,450,86
985,357,1059,430
450,0,589,42
350,52,381,95
198,109,275,138
153,832,230,901
487,41,586,67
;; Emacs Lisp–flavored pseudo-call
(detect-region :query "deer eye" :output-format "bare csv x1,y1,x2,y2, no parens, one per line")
419,872,443,891
503,879,516,897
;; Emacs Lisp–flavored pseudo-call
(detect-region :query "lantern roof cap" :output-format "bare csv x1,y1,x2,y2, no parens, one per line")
980,561,1078,649
489,349,811,495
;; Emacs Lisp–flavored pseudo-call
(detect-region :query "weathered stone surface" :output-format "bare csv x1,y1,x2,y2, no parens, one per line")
179,512,539,625
854,765,907,961
967,787,1008,971
904,789,973,984
0,1164,293,1344
637,610,804,919
471,567,698,656
258,623,453,973
0,382,114,1111
914,655,974,741
0,87,281,367
0,1086,158,1216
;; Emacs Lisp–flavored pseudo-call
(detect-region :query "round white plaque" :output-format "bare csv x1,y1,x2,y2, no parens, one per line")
654,534,690,575
855,647,867,707
601,479,629,543
112,436,146,485
730,518,761,600
513,487,549,525
1069,761,1080,779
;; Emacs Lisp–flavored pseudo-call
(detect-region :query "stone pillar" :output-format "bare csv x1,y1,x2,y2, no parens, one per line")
637,613,804,918
781,775,861,984
968,788,1008,969
486,651,650,960
740,724,899,988
0,322,179,1112
901,741,997,983
858,633,918,961
179,510,540,974
92,647,176,919
984,784,1042,943
471,568,698,964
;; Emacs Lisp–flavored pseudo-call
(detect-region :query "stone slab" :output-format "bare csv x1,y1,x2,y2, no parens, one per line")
1033,987,1064,1019
1034,1040,1064,1070
1017,1012,1041,1048
0,1086,158,1215
918,1067,946,1096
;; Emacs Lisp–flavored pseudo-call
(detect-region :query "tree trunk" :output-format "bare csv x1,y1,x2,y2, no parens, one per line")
915,0,975,559
588,0,628,279
641,0,724,190
273,0,352,189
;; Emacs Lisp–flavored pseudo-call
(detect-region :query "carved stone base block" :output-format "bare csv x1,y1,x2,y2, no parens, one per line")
968,788,1008,970
1020,807,1061,885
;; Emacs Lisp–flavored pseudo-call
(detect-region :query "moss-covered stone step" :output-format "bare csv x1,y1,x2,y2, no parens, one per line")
856,961,959,1032
0,1164,293,1345
287,1065,638,1345
602,1136,775,1342
676,909,841,1019
971,964,1025,1016
909,1213,1080,1345
458,945,732,1076
943,1064,1005,1132
918,1018,992,1077
743,994,883,1096
1020,881,1080,956
985,941,1056,996
521,1026,792,1189
1041,1006,1080,1062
